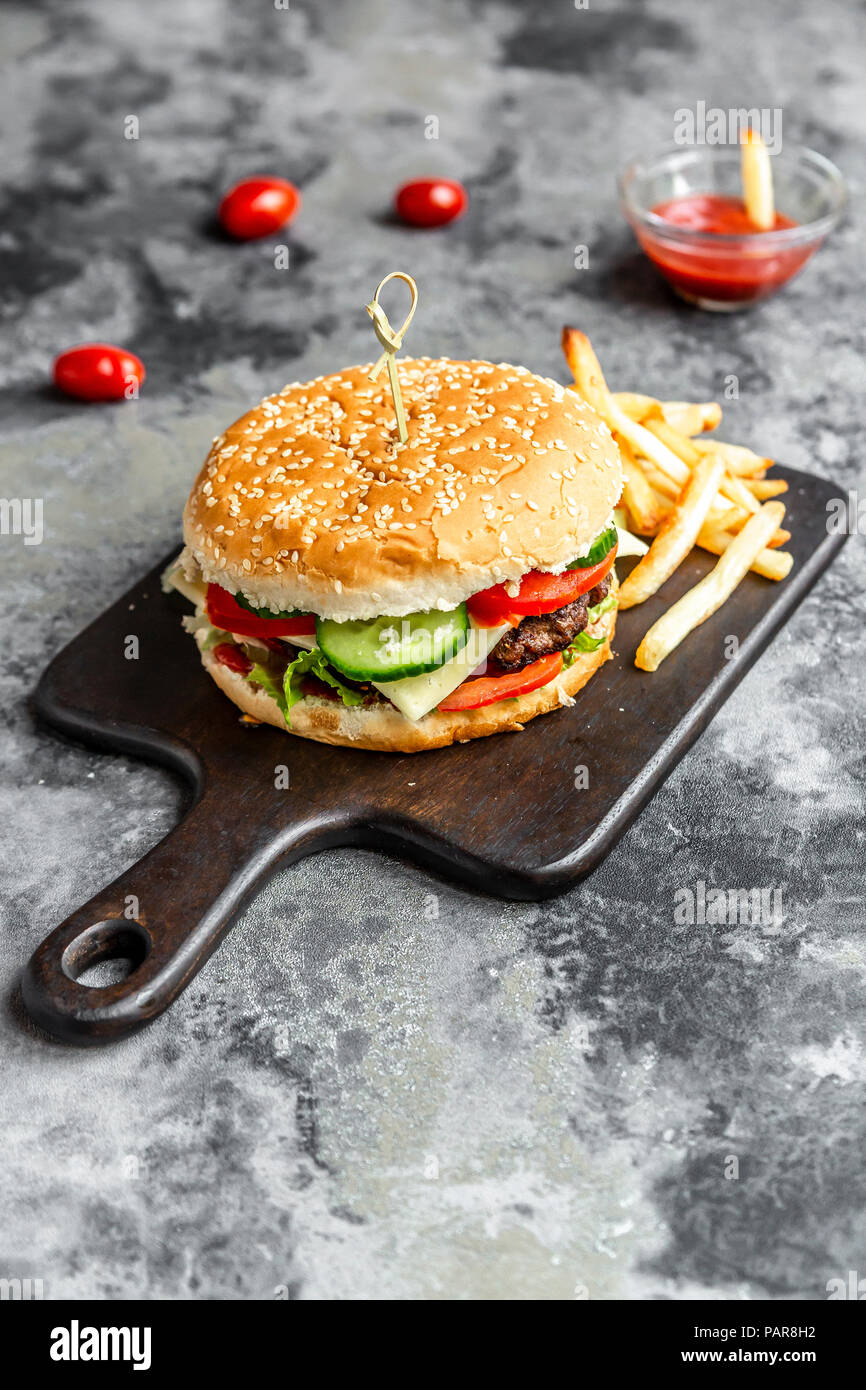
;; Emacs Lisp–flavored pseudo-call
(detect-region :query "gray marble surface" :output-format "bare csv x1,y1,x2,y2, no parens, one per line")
1,0,864,1300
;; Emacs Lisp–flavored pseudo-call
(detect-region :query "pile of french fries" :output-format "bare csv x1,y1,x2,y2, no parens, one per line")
562,328,794,672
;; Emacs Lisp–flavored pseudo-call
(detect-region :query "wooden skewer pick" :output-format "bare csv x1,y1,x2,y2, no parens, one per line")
366,271,418,444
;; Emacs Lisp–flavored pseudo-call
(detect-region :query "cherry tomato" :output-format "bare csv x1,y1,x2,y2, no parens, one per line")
206,584,316,639
439,652,563,712
467,549,616,627
212,642,253,675
394,178,467,228
53,344,145,402
218,177,300,239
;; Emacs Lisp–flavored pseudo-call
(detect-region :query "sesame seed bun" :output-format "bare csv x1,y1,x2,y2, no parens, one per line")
183,358,622,622
197,598,617,753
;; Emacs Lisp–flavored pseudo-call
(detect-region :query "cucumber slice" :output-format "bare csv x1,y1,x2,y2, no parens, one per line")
567,524,618,570
316,605,469,682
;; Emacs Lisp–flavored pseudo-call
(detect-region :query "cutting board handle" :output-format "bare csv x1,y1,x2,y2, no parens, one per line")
20,785,328,1044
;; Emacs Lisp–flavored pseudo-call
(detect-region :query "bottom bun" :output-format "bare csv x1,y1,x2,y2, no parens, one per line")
198,601,617,754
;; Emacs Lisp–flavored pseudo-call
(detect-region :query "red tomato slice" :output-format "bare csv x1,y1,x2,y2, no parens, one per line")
464,588,522,629
394,178,468,227
212,642,253,675
467,548,616,627
438,652,563,712
206,584,316,638
53,343,145,401
218,177,300,239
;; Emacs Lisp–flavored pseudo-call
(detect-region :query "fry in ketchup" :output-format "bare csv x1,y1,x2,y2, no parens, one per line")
741,128,775,230
640,129,813,306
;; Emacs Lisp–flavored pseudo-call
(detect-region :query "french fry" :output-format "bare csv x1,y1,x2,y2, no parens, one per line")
697,527,793,580
645,418,702,466
620,445,667,535
705,504,750,531
741,128,775,231
612,392,659,421
661,400,722,436
693,438,772,476
564,329,686,480
563,329,738,520
637,463,679,501
618,453,726,609
717,511,795,547
644,426,759,524
581,382,689,488
644,419,760,516
716,508,789,547
719,472,761,514
635,502,787,670
625,443,752,532
561,325,796,663
613,394,722,435
745,478,788,499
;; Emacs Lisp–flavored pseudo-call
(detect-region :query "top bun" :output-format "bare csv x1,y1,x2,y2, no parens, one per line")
182,357,622,621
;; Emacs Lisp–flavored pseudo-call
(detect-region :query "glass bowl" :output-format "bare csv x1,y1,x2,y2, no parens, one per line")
618,143,846,311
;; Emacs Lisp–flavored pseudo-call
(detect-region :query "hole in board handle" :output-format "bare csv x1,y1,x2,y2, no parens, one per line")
61,920,150,990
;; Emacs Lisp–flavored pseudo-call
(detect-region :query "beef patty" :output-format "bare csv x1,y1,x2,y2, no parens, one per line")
490,575,612,674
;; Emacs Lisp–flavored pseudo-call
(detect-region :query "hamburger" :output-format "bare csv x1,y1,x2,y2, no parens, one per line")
166,357,624,752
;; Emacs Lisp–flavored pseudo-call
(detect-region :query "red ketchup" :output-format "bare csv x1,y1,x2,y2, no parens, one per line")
212,642,253,675
642,194,810,305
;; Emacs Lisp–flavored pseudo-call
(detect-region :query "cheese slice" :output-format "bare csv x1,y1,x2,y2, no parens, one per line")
371,620,511,722
614,516,650,557
162,558,207,607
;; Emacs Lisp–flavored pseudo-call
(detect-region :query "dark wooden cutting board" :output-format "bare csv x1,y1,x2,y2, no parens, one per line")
22,464,846,1043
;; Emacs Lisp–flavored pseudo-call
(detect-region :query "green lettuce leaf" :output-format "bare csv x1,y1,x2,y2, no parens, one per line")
247,663,288,715
586,591,618,625
563,594,618,666
282,647,365,723
563,630,606,663
182,614,227,652
244,648,365,724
